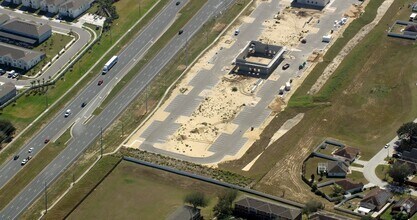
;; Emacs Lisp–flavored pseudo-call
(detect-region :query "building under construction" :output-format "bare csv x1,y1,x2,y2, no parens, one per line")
233,40,285,78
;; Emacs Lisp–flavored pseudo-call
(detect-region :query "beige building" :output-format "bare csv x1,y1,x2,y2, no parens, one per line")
0,43,45,70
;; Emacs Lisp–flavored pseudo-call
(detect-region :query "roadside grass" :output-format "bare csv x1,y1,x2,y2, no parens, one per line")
0,0,164,169
350,163,364,168
65,160,224,219
289,0,384,107
347,171,368,184
220,0,415,201
375,164,390,181
380,207,393,220
21,1,252,217
24,33,74,77
92,0,209,115
0,129,71,210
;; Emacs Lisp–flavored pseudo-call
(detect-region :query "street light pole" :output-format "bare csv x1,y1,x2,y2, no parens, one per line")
44,181,48,214
100,127,103,158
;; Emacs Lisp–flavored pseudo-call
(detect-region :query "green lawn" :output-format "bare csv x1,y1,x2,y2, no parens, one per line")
66,160,225,219
347,171,368,184
304,156,332,183
0,130,71,210
339,197,362,211
0,0,163,170
220,0,417,204
375,164,390,181
316,144,339,156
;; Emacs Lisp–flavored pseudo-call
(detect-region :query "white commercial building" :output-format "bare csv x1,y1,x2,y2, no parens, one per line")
59,0,93,19
22,0,42,9
293,0,330,7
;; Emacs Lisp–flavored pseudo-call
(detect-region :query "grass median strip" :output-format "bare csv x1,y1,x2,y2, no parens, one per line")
21,1,252,217
0,0,166,167
0,130,71,210
93,0,209,115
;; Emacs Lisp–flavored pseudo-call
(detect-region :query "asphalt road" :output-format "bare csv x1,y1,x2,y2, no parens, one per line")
0,0,234,218
0,8,91,87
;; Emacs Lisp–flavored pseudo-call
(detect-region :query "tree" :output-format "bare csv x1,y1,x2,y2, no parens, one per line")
303,200,323,215
184,192,208,210
0,120,15,143
213,189,237,219
394,212,409,220
331,184,345,197
389,162,412,185
397,122,417,152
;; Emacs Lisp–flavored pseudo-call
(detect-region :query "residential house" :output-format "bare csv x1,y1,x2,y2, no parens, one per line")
0,19,52,46
359,188,393,214
402,148,417,163
0,14,10,26
167,205,201,220
397,159,417,174
234,197,302,220
292,0,330,8
22,0,42,9
333,146,360,163
58,0,93,19
317,161,348,178
391,198,417,217
0,43,45,70
3,0,22,5
41,0,67,14
334,179,363,194
0,82,17,105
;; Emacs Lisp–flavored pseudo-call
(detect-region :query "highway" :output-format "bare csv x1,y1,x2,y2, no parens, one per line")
0,0,234,218
0,8,91,86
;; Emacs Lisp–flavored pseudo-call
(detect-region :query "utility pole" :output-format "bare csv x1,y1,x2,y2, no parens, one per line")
100,127,103,158
121,120,124,138
145,88,148,113
44,181,48,214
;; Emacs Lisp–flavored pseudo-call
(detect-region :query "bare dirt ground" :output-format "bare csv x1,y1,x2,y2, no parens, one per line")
309,0,395,94
127,0,324,159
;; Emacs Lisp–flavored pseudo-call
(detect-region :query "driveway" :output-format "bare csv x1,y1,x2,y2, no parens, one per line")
0,7,92,87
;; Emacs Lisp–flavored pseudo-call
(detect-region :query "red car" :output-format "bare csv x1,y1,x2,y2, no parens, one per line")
98,79,104,86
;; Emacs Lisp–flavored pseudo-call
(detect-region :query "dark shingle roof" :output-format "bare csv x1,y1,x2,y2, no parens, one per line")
392,198,417,216
405,24,417,33
235,197,301,220
1,19,51,38
333,146,360,161
360,188,392,210
335,179,363,191
0,82,16,98
0,42,44,62
327,161,348,174
402,148,417,160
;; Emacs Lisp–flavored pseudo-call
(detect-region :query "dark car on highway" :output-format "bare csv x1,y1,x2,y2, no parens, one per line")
176,1,180,5
13,155,19,160
81,102,87,108
178,30,183,35
98,79,104,86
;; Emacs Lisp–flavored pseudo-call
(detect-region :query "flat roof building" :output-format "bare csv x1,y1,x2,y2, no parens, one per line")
0,19,52,46
234,40,285,78
0,82,17,106
0,14,10,26
0,43,45,70
59,0,93,19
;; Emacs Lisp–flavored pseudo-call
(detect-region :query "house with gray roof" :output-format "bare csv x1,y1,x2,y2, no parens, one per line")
41,0,67,14
22,0,42,9
3,0,22,5
402,148,417,163
317,161,348,178
0,19,52,46
234,197,302,220
0,82,17,105
0,14,10,26
58,0,93,19
359,188,393,213
0,43,45,70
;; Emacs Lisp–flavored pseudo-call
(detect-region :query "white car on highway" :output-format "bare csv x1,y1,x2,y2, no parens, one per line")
28,147,34,153
21,159,27,166
64,109,71,117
